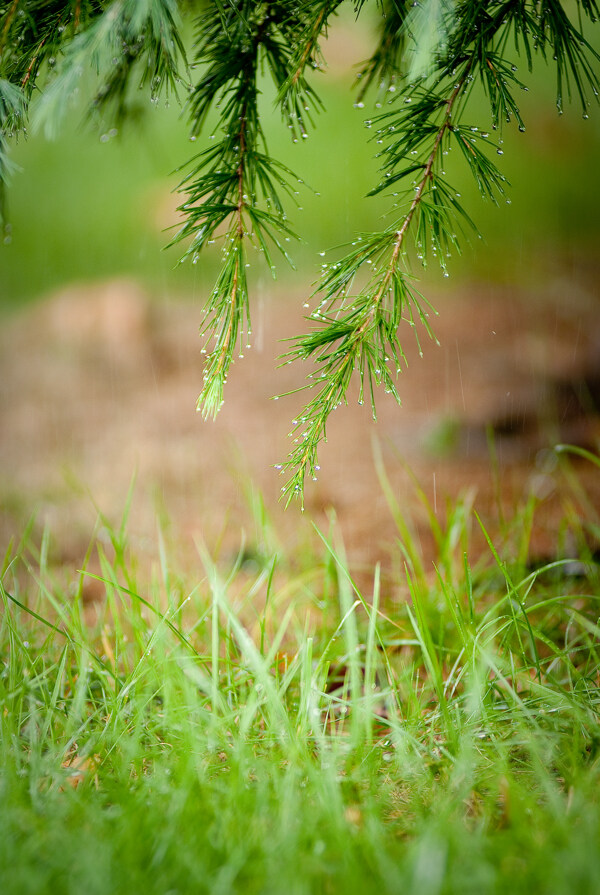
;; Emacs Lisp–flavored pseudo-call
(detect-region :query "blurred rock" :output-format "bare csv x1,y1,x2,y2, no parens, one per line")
1,277,599,586
42,278,152,371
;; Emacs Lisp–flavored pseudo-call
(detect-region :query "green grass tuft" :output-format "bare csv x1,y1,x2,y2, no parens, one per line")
1,467,600,894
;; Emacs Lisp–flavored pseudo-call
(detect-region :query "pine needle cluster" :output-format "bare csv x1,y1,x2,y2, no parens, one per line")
1,0,599,503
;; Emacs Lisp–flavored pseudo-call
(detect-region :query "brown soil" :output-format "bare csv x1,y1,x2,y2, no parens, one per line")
1,274,599,594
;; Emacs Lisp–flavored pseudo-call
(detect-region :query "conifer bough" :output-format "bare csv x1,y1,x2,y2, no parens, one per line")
1,0,598,505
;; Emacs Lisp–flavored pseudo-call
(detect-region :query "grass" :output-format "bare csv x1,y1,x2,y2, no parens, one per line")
2,454,600,894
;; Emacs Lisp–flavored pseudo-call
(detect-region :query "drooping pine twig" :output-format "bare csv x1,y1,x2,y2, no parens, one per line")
277,0,599,505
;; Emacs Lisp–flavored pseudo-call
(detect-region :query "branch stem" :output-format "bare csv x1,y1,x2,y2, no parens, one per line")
21,37,46,88
289,6,328,87
236,109,247,239
371,76,467,311
216,255,239,376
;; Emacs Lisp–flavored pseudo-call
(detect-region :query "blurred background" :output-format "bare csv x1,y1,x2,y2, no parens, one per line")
1,9,599,582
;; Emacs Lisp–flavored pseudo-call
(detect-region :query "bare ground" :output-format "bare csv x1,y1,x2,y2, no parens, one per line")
1,273,599,598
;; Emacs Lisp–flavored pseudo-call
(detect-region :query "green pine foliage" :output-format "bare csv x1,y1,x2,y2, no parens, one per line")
1,0,599,501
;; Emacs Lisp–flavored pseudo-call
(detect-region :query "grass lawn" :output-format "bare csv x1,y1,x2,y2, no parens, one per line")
2,449,600,894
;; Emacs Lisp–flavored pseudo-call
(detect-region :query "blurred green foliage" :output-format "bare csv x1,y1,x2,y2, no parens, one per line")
1,22,598,312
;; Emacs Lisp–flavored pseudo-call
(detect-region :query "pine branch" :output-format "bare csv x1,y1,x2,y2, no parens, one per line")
355,0,409,104
0,0,21,51
278,0,341,103
277,264,437,503
0,76,25,230
278,69,470,505
279,0,600,505
169,0,334,419
404,0,459,82
197,240,249,417
32,0,187,137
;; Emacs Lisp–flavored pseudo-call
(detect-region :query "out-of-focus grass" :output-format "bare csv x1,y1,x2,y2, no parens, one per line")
1,18,599,311
1,454,600,895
